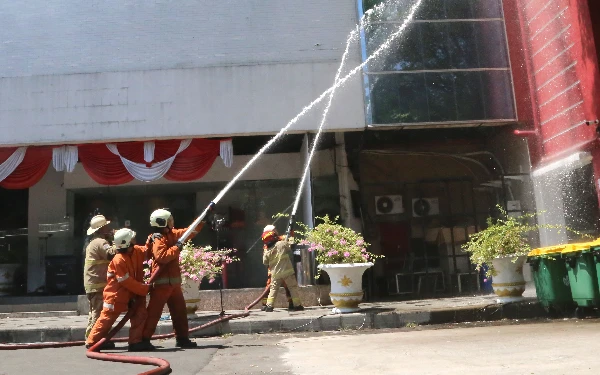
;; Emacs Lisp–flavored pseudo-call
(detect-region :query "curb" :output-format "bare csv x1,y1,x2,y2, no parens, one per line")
0,300,549,344
0,311,79,319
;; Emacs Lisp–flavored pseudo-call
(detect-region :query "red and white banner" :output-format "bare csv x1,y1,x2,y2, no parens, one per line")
0,138,232,189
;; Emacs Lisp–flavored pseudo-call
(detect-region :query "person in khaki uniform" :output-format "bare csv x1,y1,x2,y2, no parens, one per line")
83,215,117,343
261,225,304,312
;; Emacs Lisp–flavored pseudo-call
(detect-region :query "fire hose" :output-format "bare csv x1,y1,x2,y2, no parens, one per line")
0,203,271,375
0,273,269,375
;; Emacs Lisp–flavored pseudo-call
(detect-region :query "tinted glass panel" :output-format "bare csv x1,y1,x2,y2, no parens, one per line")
370,74,428,123
363,0,503,21
369,70,514,123
367,21,509,71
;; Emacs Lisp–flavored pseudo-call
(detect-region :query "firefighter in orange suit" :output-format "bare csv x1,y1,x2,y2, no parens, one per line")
142,206,212,348
86,228,154,352
262,225,304,312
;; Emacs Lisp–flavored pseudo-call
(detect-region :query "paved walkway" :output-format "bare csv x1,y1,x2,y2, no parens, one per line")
0,292,548,344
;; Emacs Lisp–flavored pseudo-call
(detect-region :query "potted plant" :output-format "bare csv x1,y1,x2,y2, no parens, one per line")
462,206,581,303
144,243,239,314
296,215,383,313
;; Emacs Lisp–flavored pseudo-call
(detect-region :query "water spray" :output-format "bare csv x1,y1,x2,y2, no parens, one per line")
183,0,424,243
287,0,422,232
0,3,426,375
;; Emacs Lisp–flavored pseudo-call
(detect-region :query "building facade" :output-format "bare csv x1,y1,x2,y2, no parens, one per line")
0,0,364,292
2,0,596,299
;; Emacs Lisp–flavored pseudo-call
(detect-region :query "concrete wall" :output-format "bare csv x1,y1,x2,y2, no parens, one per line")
0,0,365,146
0,0,359,78
27,169,69,291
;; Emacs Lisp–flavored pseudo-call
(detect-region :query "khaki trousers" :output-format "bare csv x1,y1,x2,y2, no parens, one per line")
85,292,104,339
266,274,301,307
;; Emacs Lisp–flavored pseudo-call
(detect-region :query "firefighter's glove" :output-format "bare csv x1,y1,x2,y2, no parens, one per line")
176,241,184,252
145,234,153,249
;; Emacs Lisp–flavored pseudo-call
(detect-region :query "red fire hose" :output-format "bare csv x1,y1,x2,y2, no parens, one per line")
0,267,270,375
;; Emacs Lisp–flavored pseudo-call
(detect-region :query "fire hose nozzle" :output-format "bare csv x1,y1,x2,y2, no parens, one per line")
285,215,295,241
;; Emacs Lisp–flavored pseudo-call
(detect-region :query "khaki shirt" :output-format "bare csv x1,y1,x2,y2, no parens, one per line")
263,240,295,280
83,237,117,293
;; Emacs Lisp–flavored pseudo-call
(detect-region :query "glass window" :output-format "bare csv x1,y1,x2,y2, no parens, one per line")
364,0,503,21
362,0,514,124
370,74,429,123
425,73,456,122
454,72,485,121
366,21,509,71
369,70,514,123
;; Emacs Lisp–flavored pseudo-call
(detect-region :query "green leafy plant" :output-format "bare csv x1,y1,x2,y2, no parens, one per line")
463,205,590,277
274,214,383,276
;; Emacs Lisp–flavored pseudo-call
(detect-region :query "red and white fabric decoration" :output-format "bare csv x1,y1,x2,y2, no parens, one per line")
52,146,78,173
220,139,233,168
78,138,231,186
0,146,52,189
0,138,232,188
106,139,192,182
0,147,27,182
143,141,155,163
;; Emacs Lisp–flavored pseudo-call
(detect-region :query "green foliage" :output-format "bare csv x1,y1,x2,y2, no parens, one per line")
463,205,590,276
274,214,383,277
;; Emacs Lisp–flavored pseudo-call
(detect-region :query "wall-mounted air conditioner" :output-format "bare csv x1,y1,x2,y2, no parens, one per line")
375,195,404,215
412,198,440,217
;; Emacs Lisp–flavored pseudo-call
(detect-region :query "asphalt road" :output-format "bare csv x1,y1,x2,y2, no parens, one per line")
2,320,599,375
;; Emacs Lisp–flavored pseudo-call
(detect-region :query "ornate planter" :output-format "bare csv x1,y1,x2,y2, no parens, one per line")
491,256,526,303
318,263,373,313
181,278,201,315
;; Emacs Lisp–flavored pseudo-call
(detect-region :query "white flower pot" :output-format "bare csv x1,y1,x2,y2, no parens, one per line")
0,264,19,296
318,263,373,314
181,277,201,315
491,256,526,303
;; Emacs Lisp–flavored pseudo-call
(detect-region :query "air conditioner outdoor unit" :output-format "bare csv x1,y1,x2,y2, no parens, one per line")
375,195,404,215
412,198,440,217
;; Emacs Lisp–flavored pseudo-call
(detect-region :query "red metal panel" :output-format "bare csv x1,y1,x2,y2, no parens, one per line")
507,0,600,161
501,0,543,166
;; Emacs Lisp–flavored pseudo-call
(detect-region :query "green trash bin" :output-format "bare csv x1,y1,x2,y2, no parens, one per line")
562,248,600,308
527,246,573,311
591,246,600,291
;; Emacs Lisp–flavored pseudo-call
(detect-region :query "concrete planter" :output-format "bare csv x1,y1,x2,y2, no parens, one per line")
492,256,527,303
181,277,201,315
318,263,373,313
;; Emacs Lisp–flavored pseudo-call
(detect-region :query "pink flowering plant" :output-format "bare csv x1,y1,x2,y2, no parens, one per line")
293,215,382,268
143,242,238,283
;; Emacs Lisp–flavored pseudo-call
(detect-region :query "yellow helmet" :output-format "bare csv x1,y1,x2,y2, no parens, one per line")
150,209,172,228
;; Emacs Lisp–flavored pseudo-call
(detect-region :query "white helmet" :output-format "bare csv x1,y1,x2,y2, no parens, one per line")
263,225,276,233
114,228,136,249
150,209,172,228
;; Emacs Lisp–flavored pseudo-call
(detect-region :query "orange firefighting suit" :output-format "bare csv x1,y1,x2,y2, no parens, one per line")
86,244,149,346
142,223,204,340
